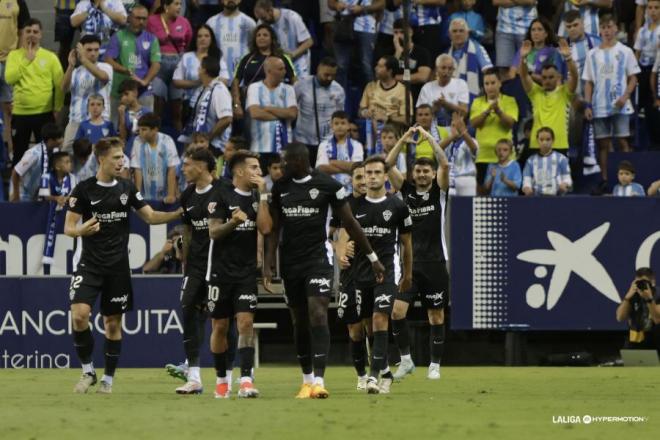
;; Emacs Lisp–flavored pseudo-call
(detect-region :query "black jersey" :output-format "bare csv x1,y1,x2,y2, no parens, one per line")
347,194,412,288
68,177,147,268
271,171,348,277
180,179,226,277
400,180,448,263
208,184,260,282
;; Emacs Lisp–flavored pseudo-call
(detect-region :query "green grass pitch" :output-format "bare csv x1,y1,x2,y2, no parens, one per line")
0,366,657,439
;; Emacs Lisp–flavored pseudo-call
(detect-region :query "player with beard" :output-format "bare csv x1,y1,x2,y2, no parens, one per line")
385,126,450,380
65,137,183,394
264,142,384,399
170,147,227,394
207,151,272,398
336,156,413,394
331,163,372,390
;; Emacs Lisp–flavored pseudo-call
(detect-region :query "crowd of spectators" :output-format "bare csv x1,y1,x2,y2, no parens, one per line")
3,0,660,204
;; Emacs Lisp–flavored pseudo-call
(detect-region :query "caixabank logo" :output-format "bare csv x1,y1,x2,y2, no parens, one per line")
467,198,660,330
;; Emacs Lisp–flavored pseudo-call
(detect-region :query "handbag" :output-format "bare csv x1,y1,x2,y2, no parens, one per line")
333,0,362,43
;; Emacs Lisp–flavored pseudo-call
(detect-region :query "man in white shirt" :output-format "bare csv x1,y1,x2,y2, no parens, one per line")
246,57,298,167
62,34,113,151
294,57,345,165
417,54,469,127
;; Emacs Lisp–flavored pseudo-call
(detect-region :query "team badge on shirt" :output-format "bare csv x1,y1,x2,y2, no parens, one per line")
383,210,392,221
422,192,429,201
252,202,259,212
309,188,319,200
120,193,128,205
102,128,109,136
208,202,217,214
142,41,150,50
69,197,77,208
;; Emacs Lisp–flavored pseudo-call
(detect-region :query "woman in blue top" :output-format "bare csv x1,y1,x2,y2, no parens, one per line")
511,17,567,84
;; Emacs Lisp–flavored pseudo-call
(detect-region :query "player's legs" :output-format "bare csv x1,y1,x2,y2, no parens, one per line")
98,314,122,393
175,276,206,391
427,308,445,380
391,299,415,380
308,295,330,397
71,303,96,390
236,312,259,398
347,323,367,381
210,317,231,398
283,277,315,397
367,311,390,393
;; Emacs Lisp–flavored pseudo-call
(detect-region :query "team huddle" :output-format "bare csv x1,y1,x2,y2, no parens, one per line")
65,130,450,399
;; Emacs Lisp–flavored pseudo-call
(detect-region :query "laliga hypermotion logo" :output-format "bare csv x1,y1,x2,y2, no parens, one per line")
516,222,660,310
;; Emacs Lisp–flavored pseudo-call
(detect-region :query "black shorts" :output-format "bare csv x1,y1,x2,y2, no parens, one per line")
55,10,76,43
356,282,398,316
207,275,258,319
337,281,364,325
398,261,449,309
69,261,133,316
180,273,208,309
282,267,334,308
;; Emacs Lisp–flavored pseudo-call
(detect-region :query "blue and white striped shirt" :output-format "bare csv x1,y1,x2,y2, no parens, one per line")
316,137,365,190
558,3,600,38
68,62,113,123
612,182,646,197
246,81,297,154
379,7,402,35
523,151,572,196
172,52,229,103
570,33,601,96
260,8,312,77
206,12,256,83
339,0,377,34
496,5,537,35
12,144,45,201
446,138,478,189
582,42,641,118
129,132,181,200
294,76,345,145
634,22,660,67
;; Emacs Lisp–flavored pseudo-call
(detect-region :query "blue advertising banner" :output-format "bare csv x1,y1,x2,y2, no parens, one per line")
0,202,177,275
0,276,211,369
450,197,660,330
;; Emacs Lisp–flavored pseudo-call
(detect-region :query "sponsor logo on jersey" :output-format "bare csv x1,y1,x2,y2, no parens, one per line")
120,193,129,206
92,211,128,222
191,218,209,229
309,278,331,288
383,210,392,221
362,225,391,236
110,294,129,304
426,291,445,307
208,202,217,214
409,205,435,216
375,294,392,304
69,197,77,208
282,206,320,217
309,188,319,200
136,192,144,201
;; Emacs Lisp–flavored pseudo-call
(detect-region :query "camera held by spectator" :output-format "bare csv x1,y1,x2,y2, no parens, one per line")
615,267,660,351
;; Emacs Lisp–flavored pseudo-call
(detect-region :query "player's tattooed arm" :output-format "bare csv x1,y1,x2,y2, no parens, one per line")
252,175,273,235
135,205,184,224
337,203,386,283
399,232,413,293
64,211,100,237
208,208,247,241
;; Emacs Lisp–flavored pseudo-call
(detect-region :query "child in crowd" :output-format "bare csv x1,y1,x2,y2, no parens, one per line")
74,95,117,146
218,136,249,180
484,139,522,196
612,160,646,196
264,154,283,192
316,111,365,191
130,113,180,203
522,127,572,196
41,151,77,266
118,79,151,157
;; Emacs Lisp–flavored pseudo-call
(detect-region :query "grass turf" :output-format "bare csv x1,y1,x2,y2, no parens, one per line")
0,366,657,439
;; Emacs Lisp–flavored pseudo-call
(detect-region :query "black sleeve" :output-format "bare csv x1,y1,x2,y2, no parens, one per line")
234,54,250,85
327,177,348,212
129,180,148,210
17,0,30,29
283,55,296,83
180,186,194,225
400,180,414,197
68,183,88,215
270,179,282,213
